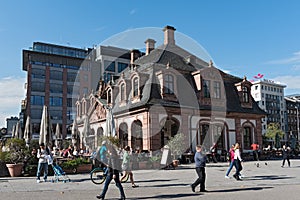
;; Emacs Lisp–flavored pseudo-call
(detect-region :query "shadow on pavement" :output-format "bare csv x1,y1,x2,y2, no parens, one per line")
209,186,273,193
128,193,202,199
136,179,177,183
143,183,189,188
244,175,295,181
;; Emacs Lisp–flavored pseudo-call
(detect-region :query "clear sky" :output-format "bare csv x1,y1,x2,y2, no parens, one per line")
1,0,300,127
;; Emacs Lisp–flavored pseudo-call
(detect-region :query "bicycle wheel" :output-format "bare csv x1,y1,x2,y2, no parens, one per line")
90,168,106,184
120,173,129,183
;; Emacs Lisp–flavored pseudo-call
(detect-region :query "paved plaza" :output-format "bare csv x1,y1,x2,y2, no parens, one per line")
1,159,300,200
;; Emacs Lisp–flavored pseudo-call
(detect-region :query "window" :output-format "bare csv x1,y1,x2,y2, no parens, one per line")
107,89,112,104
50,70,62,80
31,82,45,92
199,124,209,146
83,87,88,95
164,74,174,94
50,110,62,120
243,127,252,149
242,86,249,103
31,68,45,79
50,84,63,93
67,72,77,82
213,81,221,99
203,80,210,98
120,83,126,101
133,77,139,97
103,72,112,83
67,98,74,107
255,85,258,90
118,62,129,73
83,74,88,82
104,60,115,72
31,95,44,105
50,97,62,106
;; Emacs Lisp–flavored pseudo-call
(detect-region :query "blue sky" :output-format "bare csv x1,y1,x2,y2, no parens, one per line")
1,0,300,127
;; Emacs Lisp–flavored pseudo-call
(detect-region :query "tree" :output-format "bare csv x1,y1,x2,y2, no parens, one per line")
167,133,186,160
265,123,284,148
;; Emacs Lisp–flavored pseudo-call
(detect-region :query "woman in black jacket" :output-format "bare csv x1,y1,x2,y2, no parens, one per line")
281,145,291,168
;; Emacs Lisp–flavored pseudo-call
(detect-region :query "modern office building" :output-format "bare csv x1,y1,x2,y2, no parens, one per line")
6,116,19,135
285,94,300,142
22,42,132,138
251,79,286,136
22,42,101,137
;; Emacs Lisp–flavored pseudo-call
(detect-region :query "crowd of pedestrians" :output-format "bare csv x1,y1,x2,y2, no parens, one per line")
31,139,295,199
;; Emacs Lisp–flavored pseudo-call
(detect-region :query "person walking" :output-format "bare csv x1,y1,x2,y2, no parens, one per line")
191,145,207,193
121,146,138,188
251,143,260,166
36,143,50,183
225,144,235,178
96,144,126,200
233,143,243,181
281,145,291,167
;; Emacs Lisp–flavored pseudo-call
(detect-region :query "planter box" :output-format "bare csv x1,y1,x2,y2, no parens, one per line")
138,161,149,170
63,164,92,174
76,164,92,173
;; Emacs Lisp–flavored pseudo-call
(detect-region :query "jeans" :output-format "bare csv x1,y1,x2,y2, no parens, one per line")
100,171,125,198
225,161,234,176
37,162,48,180
192,167,206,191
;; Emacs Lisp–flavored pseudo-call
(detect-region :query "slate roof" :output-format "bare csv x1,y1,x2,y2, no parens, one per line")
102,43,265,116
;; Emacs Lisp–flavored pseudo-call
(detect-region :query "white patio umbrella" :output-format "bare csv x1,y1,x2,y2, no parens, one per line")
71,120,79,148
55,123,62,149
81,115,90,149
105,106,116,136
11,125,16,138
23,116,32,146
15,121,23,139
39,105,53,146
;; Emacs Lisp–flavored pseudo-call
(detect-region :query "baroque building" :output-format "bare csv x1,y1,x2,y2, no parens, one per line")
76,26,266,153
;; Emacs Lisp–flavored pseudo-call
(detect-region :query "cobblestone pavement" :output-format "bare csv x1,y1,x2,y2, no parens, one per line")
1,159,300,200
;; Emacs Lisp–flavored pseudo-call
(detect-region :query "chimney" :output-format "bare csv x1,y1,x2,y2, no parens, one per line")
130,49,140,64
144,39,156,55
163,25,176,45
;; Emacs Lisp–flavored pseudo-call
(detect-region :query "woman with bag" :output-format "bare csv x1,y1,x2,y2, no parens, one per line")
233,143,243,181
120,146,139,188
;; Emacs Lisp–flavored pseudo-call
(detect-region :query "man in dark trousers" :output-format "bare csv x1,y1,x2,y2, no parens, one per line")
191,145,207,193
96,144,126,200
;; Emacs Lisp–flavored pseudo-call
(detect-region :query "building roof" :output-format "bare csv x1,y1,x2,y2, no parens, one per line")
105,42,266,116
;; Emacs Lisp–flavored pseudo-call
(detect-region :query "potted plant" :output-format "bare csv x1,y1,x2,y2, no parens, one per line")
166,133,186,168
2,138,28,177
60,158,92,174
149,155,162,169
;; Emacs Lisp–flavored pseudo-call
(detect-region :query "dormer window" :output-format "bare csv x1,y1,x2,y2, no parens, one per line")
242,86,249,103
133,77,139,97
213,81,221,99
203,80,210,98
120,83,126,101
164,74,174,94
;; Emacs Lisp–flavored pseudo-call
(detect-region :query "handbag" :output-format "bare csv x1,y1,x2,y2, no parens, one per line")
237,159,243,171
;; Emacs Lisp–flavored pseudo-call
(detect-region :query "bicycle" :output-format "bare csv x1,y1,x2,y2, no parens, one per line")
89,152,129,184
90,166,130,184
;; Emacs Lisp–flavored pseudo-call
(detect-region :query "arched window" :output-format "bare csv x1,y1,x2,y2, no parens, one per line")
131,120,143,150
119,123,128,148
203,80,210,98
242,86,249,103
243,126,252,149
164,74,174,94
133,77,139,97
120,83,126,101
107,89,112,104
